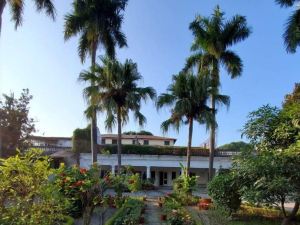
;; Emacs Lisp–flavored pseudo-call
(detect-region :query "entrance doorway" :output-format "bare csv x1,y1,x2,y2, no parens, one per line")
159,171,168,186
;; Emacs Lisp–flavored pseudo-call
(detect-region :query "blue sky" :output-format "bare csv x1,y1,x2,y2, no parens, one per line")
0,0,299,147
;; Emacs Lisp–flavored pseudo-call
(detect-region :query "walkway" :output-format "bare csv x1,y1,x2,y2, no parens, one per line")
144,197,166,225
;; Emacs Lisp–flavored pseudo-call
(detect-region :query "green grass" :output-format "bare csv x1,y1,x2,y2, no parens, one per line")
229,220,280,225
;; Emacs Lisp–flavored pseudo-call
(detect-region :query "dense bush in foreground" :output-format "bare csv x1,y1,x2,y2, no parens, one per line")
0,149,69,225
104,198,144,225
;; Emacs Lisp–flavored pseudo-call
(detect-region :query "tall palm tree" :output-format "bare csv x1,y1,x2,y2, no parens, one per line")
0,0,55,33
64,0,128,163
276,0,300,53
186,6,251,180
79,56,156,173
157,72,229,175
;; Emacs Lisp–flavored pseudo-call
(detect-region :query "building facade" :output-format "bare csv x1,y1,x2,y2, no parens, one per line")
30,134,236,187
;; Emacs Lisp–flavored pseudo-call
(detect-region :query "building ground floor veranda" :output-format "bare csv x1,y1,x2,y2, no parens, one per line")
79,153,232,187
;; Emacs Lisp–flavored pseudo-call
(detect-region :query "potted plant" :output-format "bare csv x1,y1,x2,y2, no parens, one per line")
139,216,145,224
160,214,167,221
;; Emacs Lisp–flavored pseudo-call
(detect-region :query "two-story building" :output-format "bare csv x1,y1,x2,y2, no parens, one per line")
30,134,236,187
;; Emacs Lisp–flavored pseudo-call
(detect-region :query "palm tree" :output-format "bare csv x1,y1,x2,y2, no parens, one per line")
0,0,55,33
186,6,251,180
64,0,128,163
276,0,300,53
157,72,229,175
79,56,156,173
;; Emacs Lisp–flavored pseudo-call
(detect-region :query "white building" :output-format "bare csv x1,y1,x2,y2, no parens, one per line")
30,134,236,187
100,134,176,146
80,153,233,187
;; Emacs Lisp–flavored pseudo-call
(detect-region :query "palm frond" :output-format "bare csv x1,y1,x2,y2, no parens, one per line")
275,0,296,7
9,0,24,29
156,94,176,109
35,0,56,20
283,9,300,53
220,50,243,78
222,15,251,48
134,111,147,127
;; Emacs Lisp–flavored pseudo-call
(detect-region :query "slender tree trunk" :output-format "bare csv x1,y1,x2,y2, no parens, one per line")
117,107,122,174
0,0,6,33
281,201,299,225
208,94,216,181
186,117,193,176
90,42,98,163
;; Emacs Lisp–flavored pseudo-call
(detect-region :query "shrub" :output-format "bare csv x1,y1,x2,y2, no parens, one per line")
104,198,144,225
163,197,196,225
208,172,241,214
0,149,69,225
56,164,107,225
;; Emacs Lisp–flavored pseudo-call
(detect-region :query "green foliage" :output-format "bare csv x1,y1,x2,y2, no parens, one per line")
123,130,153,136
276,1,300,53
156,72,215,133
283,83,300,107
77,143,209,156
208,172,241,214
173,165,197,195
234,148,300,209
79,56,156,130
218,141,253,152
242,102,300,150
72,125,91,153
107,169,142,198
56,164,107,223
0,0,55,32
204,208,230,225
0,149,69,225
242,105,280,149
104,198,144,225
64,0,127,61
0,89,35,157
163,197,196,225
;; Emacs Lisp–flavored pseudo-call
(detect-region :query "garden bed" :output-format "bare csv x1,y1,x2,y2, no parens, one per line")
104,198,144,225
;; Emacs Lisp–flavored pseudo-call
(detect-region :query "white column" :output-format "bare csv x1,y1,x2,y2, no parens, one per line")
111,165,115,175
146,166,151,179
181,167,184,176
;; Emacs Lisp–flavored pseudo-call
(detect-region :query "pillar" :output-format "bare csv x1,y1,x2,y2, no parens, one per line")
111,165,115,175
146,166,151,179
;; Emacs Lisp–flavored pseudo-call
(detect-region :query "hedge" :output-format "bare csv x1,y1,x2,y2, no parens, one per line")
104,198,144,225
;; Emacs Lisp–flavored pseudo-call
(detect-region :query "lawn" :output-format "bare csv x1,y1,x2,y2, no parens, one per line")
229,220,280,225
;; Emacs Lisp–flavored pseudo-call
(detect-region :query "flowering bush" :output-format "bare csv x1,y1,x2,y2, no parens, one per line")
56,164,107,225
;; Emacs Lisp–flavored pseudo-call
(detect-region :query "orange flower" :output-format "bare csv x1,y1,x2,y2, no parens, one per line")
75,180,83,186
80,168,87,174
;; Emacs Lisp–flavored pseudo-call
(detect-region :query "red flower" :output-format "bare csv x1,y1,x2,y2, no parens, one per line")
75,180,84,186
80,168,87,174
128,179,134,184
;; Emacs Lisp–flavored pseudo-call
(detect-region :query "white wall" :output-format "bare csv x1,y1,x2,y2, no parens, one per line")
102,138,175,146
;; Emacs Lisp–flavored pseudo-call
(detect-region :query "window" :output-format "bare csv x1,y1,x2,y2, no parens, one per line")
112,139,117,144
132,140,136,144
143,140,149,145
101,138,106,144
164,140,170,146
172,172,177,180
151,171,156,180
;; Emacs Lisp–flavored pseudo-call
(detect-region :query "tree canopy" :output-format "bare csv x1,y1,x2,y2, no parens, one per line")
0,89,35,157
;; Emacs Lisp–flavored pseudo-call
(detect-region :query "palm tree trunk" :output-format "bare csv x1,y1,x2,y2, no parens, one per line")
209,94,216,181
90,42,98,163
117,107,122,174
186,117,193,176
0,0,6,33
